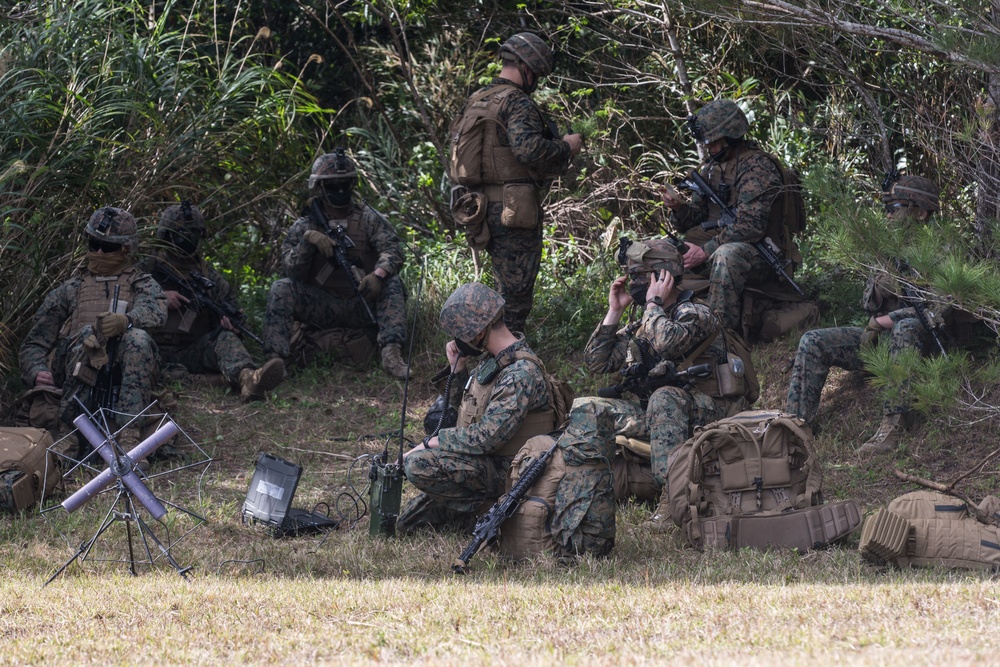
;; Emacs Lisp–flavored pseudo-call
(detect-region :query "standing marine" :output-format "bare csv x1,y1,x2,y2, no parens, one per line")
262,149,408,379
448,32,583,333
141,202,284,402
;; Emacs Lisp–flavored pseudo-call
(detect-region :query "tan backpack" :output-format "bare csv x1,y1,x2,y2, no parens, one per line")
860,490,1000,570
667,410,860,550
0,427,61,512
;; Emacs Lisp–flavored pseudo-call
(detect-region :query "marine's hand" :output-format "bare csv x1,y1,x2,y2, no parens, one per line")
303,229,335,258
35,371,54,387
164,290,189,310
682,244,708,269
563,133,583,156
97,312,128,338
645,271,674,305
358,272,385,301
445,340,469,372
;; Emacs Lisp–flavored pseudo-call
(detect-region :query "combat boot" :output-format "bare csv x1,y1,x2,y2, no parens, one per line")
239,358,285,403
858,413,904,455
642,489,675,534
381,343,408,380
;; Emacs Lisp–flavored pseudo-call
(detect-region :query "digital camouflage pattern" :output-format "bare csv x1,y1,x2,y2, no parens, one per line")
582,296,729,487
470,78,575,333
139,253,256,388
499,32,555,77
671,144,783,330
439,282,505,342
263,201,405,359
85,207,138,251
689,100,749,144
397,337,550,533
19,269,166,424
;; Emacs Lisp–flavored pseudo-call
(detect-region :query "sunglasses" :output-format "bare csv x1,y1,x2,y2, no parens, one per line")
88,238,123,253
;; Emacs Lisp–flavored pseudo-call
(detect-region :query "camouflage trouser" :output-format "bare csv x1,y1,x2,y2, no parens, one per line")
159,330,254,388
706,242,772,331
785,319,927,424
262,275,405,360
397,449,512,534
55,325,160,424
575,385,725,489
485,202,543,334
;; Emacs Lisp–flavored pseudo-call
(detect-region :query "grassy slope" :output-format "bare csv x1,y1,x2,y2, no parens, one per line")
3,340,1000,664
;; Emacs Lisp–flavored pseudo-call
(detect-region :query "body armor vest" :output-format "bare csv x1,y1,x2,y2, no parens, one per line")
154,256,219,347
456,348,556,457
308,206,377,298
457,84,540,188
64,267,138,338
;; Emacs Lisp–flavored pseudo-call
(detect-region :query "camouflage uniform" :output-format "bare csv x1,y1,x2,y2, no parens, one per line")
398,336,552,533
262,200,406,360
139,252,255,388
460,77,574,333
786,273,934,424
19,266,166,425
582,293,731,488
671,143,782,331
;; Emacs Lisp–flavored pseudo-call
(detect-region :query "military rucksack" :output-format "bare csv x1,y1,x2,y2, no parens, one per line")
498,402,615,559
666,410,861,550
860,490,1000,570
765,155,807,263
0,427,61,512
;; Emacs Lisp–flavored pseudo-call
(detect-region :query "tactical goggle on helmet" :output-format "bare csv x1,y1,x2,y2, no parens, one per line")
687,100,750,145
85,206,137,252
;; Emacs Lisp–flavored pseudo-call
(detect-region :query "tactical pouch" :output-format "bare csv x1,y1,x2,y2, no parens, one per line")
699,501,861,551
714,353,747,398
500,183,540,229
859,508,912,563
612,447,658,503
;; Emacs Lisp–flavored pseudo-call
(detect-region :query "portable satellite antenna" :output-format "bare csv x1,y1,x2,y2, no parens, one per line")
41,395,212,585
241,452,340,537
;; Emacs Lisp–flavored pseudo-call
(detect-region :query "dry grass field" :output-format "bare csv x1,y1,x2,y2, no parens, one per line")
3,341,1000,665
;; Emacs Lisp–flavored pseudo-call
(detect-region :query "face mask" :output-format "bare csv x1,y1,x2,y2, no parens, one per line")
165,228,200,257
87,251,129,276
323,182,353,209
518,63,538,94
628,280,648,306
454,333,487,357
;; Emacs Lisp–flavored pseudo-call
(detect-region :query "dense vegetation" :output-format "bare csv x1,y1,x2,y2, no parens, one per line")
3,0,1000,420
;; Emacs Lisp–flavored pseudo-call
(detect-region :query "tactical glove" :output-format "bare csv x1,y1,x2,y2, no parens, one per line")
303,229,335,258
97,312,128,338
83,334,109,369
359,272,385,301
860,316,884,349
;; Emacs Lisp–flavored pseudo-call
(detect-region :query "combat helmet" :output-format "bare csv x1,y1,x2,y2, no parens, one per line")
499,32,555,78
157,201,206,257
308,148,357,189
618,238,684,279
688,100,750,145
885,175,939,213
84,206,137,251
439,283,505,343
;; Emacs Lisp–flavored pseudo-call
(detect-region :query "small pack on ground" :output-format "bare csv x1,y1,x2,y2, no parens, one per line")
611,439,658,504
498,403,616,559
860,490,1000,570
0,427,61,512
666,410,860,551
741,286,819,343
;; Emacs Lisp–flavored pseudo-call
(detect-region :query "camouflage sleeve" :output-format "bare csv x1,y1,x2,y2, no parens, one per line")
128,273,168,330
19,279,77,385
281,216,319,281
362,206,405,276
583,322,630,374
438,359,549,456
643,301,719,360
703,151,781,256
502,93,572,177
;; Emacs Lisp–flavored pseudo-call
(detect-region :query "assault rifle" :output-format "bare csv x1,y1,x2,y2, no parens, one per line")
151,264,263,346
453,440,560,574
308,199,377,326
678,169,804,296
598,362,713,401
895,260,948,356
89,285,123,414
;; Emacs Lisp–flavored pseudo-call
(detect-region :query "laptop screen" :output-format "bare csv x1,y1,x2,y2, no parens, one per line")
242,453,302,525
